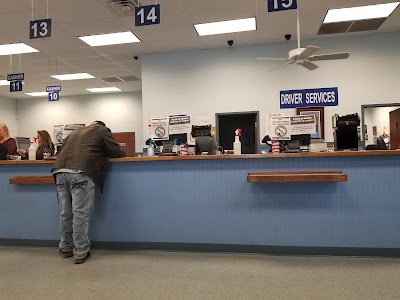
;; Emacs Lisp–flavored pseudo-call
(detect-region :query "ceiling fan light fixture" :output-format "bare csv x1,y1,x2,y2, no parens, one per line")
323,2,400,23
194,17,256,36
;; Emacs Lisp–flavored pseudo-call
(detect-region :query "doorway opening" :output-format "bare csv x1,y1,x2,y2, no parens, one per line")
216,111,259,154
361,103,400,150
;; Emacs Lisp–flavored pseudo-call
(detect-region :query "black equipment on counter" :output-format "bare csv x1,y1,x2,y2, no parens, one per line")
334,113,360,151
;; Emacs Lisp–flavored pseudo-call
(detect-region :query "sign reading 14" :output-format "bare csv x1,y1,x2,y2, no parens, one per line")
135,4,160,26
268,0,297,12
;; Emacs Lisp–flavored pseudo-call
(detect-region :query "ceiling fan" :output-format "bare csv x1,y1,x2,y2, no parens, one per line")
257,4,350,71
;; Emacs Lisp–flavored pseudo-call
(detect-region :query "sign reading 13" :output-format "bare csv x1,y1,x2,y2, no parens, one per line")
30,19,52,39
135,4,160,26
268,0,297,12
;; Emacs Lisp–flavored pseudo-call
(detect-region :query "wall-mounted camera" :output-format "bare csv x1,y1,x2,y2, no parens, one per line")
227,40,234,47
133,56,139,60
285,34,292,41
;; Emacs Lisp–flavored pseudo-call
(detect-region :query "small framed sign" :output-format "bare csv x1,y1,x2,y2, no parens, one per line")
268,0,297,12
135,4,160,26
10,81,23,92
297,107,325,140
30,19,52,39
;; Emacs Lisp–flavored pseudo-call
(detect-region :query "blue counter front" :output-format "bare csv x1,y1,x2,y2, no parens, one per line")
1,152,400,255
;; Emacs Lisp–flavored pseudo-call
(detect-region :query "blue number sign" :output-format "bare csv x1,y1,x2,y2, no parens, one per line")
7,73,24,93
30,19,52,39
135,4,160,26
10,81,23,92
268,0,297,12
47,86,61,102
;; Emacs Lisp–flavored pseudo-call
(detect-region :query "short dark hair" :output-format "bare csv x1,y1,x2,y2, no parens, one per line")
92,121,106,127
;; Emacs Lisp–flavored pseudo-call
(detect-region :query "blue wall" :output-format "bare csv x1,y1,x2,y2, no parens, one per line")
1,155,400,248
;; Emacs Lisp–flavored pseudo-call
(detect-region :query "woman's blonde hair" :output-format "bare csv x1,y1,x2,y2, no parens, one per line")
0,123,11,139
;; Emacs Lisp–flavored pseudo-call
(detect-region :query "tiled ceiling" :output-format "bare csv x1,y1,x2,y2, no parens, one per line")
0,0,399,99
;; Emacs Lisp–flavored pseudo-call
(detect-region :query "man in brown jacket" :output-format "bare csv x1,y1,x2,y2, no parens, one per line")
52,121,124,264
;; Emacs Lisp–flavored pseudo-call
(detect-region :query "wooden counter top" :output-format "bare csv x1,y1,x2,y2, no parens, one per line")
1,150,399,165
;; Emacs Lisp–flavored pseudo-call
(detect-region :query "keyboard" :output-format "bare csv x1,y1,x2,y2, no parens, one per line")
158,153,178,156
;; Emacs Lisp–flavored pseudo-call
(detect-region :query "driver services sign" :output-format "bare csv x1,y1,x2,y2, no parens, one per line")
280,87,338,109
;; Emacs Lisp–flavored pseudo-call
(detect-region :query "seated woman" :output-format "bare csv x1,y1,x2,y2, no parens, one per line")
0,123,17,155
19,130,55,160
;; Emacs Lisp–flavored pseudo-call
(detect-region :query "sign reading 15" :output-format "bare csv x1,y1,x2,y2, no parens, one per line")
30,19,52,39
268,0,297,12
135,4,160,26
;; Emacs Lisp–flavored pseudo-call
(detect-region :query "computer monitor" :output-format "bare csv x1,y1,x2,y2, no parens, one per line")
195,136,216,155
377,136,388,150
291,134,311,146
169,133,187,144
280,134,311,152
191,125,211,137
15,137,30,153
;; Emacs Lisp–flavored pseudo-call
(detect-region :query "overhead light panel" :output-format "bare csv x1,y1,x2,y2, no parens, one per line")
0,80,24,86
324,2,400,23
51,73,94,81
0,43,39,56
194,17,256,36
78,31,140,46
25,92,48,97
86,87,122,93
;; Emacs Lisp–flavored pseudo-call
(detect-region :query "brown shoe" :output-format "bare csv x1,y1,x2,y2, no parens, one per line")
59,249,73,258
74,252,90,264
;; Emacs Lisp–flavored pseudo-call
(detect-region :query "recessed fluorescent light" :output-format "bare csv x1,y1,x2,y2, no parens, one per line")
78,31,140,46
194,17,256,36
0,43,39,56
324,2,400,23
51,73,94,80
0,80,25,86
86,87,122,93
25,92,48,97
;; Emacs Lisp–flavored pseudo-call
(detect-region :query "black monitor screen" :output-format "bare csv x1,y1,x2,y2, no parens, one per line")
195,136,214,154
291,134,311,146
169,133,187,144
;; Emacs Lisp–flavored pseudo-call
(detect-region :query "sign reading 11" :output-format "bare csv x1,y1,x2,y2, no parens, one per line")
135,4,160,26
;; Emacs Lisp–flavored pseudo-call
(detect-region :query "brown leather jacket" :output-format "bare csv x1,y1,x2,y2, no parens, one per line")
52,123,124,192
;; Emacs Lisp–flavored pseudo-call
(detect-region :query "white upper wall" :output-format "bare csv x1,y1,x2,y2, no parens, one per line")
141,31,400,143
17,92,143,150
0,96,17,138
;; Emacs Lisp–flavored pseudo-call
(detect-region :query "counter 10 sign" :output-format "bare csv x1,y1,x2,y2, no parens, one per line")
47,85,61,102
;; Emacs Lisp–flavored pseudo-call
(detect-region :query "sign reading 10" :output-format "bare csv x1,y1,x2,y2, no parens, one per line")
135,4,160,26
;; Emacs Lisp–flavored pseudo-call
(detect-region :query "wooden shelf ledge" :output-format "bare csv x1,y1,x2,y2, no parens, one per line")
247,171,347,183
9,176,54,185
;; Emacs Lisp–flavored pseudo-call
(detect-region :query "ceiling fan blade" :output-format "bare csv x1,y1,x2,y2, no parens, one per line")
299,60,319,71
266,61,295,72
299,45,320,59
309,52,350,61
257,57,292,61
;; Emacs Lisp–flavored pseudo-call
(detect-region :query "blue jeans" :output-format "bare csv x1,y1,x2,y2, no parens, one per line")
56,173,95,259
